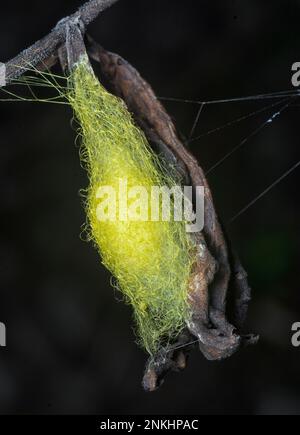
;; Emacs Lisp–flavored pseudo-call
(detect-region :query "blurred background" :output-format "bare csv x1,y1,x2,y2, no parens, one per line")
0,0,299,415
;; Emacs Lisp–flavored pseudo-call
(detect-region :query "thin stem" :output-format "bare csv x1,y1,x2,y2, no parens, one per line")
1,0,120,86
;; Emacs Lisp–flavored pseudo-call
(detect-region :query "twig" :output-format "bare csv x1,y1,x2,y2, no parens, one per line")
0,0,120,86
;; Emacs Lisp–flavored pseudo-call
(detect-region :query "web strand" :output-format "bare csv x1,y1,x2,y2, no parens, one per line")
187,98,289,144
159,89,300,105
188,103,205,140
205,99,293,175
230,160,300,223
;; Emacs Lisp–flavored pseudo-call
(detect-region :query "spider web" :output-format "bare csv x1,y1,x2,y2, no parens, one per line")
159,89,300,225
158,88,300,353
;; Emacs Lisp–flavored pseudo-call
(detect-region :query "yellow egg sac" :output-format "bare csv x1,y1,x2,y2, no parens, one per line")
67,56,194,356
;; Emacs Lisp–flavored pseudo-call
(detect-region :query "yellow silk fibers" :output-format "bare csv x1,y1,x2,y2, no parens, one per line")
67,57,194,356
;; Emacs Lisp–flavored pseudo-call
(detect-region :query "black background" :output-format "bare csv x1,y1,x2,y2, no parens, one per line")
0,0,300,415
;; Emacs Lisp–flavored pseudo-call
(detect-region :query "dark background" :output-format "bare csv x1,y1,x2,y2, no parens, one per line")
0,0,299,415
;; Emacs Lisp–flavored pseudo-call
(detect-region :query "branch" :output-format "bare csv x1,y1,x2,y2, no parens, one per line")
0,0,120,86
